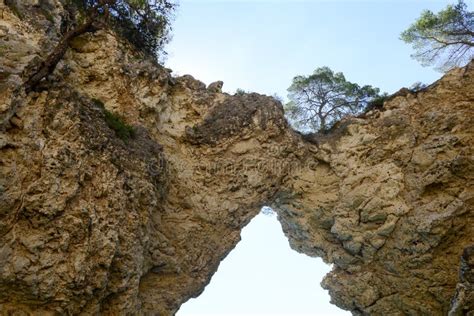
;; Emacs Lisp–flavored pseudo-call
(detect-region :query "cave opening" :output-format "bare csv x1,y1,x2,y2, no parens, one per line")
177,208,349,316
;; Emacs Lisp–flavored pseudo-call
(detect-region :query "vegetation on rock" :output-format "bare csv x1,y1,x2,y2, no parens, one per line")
68,0,176,57
93,98,135,141
364,92,389,113
23,0,176,91
285,66,381,132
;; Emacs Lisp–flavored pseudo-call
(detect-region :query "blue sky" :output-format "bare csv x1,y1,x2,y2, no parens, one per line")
167,1,469,315
165,0,464,100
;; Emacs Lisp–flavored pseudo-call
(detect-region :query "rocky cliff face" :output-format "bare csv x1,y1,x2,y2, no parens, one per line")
0,2,473,315
274,65,474,315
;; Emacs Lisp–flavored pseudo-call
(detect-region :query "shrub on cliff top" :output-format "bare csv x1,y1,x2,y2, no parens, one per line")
67,0,176,58
23,0,177,91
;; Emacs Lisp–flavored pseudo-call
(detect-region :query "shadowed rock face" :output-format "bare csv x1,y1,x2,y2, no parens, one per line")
0,2,473,315
449,245,474,315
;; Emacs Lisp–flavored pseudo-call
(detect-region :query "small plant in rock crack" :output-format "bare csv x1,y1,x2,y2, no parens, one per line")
93,98,135,142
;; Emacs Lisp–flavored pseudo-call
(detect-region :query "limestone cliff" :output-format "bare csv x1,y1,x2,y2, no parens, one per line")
0,2,473,315
274,65,474,315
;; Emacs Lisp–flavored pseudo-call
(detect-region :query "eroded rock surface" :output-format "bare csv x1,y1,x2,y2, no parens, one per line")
0,2,473,315
274,64,474,315
449,245,474,315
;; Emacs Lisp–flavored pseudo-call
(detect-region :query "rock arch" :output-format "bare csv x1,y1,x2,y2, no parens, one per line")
0,4,473,314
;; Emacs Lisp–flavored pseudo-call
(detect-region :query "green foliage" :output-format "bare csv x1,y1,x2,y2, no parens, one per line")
93,99,135,141
364,92,389,112
401,0,474,71
235,88,246,95
285,67,381,132
67,0,177,59
104,110,135,141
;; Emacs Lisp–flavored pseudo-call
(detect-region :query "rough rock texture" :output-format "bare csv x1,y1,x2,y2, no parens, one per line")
274,64,474,315
0,3,303,314
449,246,474,315
0,2,473,315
